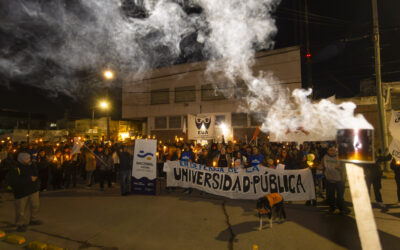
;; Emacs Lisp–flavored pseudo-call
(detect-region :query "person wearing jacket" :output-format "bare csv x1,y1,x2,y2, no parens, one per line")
85,146,96,187
97,148,114,190
37,149,50,191
390,158,400,206
5,152,41,232
118,146,133,196
322,145,349,215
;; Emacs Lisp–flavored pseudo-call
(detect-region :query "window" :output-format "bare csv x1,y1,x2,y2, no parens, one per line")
250,113,264,126
232,113,248,127
155,117,167,129
201,84,225,101
151,89,169,105
169,116,181,129
234,80,249,98
215,115,225,126
175,86,196,103
392,93,400,110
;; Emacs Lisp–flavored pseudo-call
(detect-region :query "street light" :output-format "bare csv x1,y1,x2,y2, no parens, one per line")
99,100,109,110
103,70,114,80
92,100,111,141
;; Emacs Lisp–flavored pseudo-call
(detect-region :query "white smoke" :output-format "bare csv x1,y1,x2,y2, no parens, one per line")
197,0,372,139
0,0,372,137
0,0,195,97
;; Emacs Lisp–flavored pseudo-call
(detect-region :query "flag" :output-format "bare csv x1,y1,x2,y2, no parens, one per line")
71,137,84,155
252,126,261,141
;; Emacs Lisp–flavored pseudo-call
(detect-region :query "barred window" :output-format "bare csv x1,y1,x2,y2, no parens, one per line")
175,86,196,103
169,116,182,129
155,117,167,129
250,113,264,126
234,80,249,98
232,113,248,127
201,84,225,101
151,89,169,105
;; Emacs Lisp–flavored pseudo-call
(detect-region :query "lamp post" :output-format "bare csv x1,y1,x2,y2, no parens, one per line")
91,100,110,141
102,69,114,141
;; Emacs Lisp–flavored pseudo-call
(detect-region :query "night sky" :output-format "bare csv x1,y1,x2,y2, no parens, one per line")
0,0,399,120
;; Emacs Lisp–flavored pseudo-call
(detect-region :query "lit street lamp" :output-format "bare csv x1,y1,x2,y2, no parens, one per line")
92,100,111,141
103,70,114,80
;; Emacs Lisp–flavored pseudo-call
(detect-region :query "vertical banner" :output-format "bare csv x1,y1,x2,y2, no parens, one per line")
389,110,400,140
132,139,157,195
188,114,215,140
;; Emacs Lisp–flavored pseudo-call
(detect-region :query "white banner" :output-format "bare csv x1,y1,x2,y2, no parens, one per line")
132,139,157,180
389,110,400,141
164,161,315,201
188,114,215,140
389,138,400,161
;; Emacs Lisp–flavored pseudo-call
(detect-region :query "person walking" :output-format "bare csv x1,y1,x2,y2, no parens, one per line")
5,152,41,232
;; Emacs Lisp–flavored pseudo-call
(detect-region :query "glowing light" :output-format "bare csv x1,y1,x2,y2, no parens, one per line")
396,161,400,165
103,70,114,80
1,140,4,143
213,161,217,167
119,132,130,141
152,135,156,139
99,100,109,110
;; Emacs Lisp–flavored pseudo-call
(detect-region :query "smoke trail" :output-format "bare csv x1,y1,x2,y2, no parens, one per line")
0,0,371,138
198,0,372,140
0,0,195,98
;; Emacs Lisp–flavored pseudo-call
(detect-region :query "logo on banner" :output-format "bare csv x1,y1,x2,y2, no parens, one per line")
195,116,212,135
137,150,154,161
195,116,212,130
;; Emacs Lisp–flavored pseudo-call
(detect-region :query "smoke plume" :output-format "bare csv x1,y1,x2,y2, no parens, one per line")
0,0,372,138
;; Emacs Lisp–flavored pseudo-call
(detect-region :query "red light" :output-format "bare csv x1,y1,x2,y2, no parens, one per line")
306,53,311,59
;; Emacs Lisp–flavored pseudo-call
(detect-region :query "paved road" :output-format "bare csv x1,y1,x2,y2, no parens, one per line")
0,179,399,250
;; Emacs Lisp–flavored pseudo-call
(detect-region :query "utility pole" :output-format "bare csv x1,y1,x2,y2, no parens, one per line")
304,0,312,90
371,0,389,170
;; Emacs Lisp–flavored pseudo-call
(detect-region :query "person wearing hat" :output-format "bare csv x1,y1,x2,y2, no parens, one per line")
5,152,41,232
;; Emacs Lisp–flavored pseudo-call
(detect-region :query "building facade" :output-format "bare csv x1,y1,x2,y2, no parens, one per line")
122,46,302,143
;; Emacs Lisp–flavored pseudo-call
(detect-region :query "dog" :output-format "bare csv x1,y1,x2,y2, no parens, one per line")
256,193,286,230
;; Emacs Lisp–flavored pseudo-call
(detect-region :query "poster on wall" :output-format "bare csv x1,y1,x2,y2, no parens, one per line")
132,139,157,195
188,114,215,140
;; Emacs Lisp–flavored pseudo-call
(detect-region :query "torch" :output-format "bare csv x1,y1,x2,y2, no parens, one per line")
337,128,381,250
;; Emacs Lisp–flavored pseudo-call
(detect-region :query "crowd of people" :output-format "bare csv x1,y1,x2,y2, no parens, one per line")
1,137,399,216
